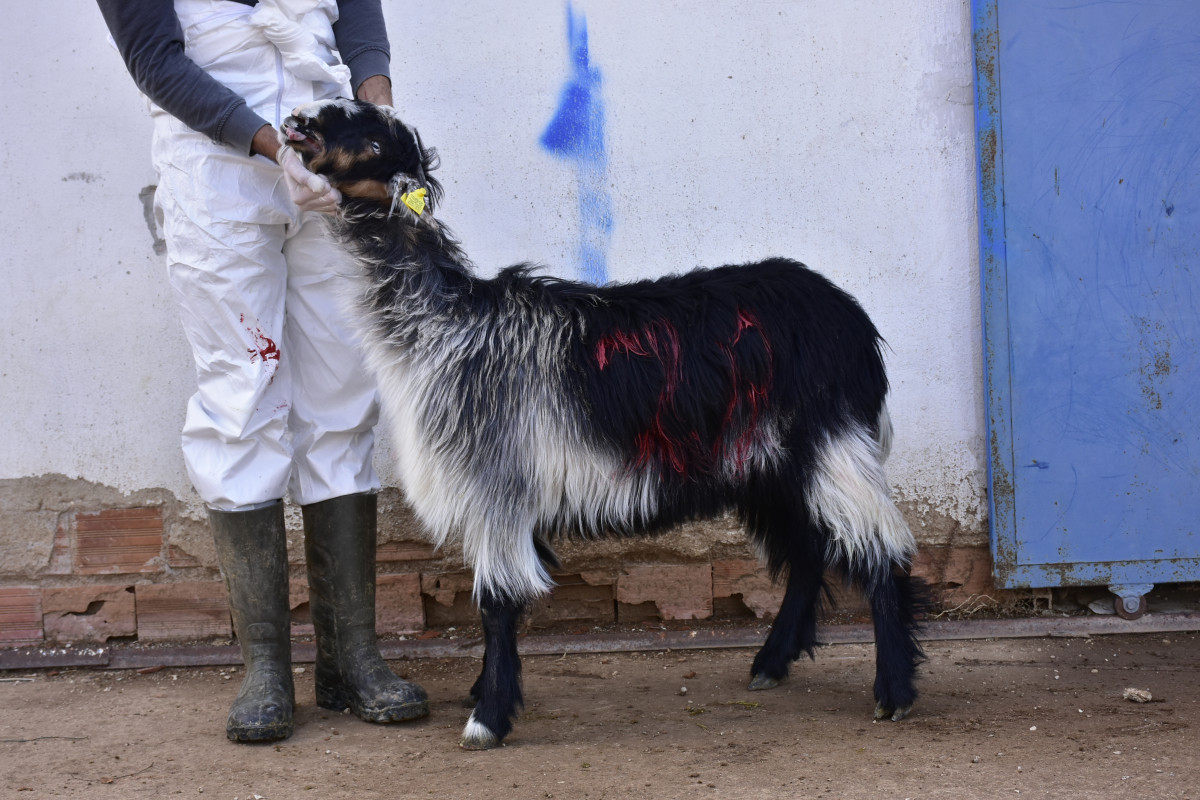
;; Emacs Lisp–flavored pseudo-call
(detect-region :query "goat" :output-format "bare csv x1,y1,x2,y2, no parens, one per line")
279,99,926,750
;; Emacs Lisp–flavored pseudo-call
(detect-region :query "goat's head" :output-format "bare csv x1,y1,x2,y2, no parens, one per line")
279,99,442,218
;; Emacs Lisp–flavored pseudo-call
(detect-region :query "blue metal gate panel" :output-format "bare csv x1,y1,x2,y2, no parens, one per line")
974,0,1200,588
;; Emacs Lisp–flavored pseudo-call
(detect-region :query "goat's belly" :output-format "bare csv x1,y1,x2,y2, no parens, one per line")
398,407,656,542
531,427,660,535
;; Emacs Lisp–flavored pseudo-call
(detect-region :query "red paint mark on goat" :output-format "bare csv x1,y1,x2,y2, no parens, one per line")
595,321,680,381
718,308,774,474
600,310,774,477
597,320,691,474
734,308,755,340
595,329,650,370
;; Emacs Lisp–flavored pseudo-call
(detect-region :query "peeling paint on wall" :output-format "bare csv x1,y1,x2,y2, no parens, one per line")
138,185,167,256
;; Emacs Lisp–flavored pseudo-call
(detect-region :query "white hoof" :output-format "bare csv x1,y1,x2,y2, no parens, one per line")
460,714,500,750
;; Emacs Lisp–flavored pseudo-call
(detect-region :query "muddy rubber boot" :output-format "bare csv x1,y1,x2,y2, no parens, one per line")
208,501,295,743
303,493,429,723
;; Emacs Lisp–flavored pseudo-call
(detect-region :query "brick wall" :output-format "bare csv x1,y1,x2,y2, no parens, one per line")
0,498,996,647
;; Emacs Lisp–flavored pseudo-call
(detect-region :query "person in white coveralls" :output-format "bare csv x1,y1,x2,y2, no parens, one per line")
96,0,428,742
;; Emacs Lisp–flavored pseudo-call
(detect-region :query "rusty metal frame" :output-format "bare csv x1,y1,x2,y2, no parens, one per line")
973,0,1020,586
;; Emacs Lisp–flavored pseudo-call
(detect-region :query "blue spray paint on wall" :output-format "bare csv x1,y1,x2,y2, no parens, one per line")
541,3,613,284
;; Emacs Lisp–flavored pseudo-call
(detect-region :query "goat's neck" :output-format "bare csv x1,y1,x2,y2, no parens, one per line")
333,209,476,327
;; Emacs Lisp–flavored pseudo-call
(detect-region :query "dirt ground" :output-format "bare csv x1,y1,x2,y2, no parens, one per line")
2,631,1197,799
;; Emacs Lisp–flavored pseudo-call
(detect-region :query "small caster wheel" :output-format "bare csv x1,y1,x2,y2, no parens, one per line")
1114,594,1147,620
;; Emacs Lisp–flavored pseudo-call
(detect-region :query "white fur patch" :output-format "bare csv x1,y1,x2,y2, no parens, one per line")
805,407,914,568
375,350,658,601
876,401,895,461
718,415,787,480
461,714,498,748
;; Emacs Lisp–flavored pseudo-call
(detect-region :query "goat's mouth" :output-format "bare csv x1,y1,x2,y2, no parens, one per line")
279,118,324,160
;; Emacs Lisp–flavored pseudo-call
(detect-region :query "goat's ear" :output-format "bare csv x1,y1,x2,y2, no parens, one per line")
386,172,430,219
388,167,437,202
387,172,423,195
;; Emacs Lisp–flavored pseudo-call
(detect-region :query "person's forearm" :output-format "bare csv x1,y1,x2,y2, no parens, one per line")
355,74,393,106
333,0,392,95
250,124,282,161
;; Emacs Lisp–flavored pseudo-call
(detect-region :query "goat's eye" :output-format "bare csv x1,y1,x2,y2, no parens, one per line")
370,141,382,154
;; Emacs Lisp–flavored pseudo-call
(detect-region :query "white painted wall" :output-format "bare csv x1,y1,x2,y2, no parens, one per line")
0,1,984,530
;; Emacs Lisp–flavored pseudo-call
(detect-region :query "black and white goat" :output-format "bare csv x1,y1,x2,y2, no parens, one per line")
280,99,926,750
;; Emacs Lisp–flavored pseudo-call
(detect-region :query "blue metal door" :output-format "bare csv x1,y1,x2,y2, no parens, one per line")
973,0,1200,603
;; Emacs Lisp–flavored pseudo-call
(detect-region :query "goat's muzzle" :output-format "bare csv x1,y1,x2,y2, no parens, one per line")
279,116,324,161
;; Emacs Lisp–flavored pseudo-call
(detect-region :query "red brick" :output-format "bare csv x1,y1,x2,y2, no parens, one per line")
616,564,713,621
42,585,136,643
823,579,870,619
616,600,661,624
136,582,230,642
421,572,473,606
712,559,785,620
166,544,202,569
0,588,43,645
421,572,477,627
530,575,615,625
578,570,617,587
377,540,438,562
912,545,995,605
377,573,424,634
712,595,755,619
68,508,164,575
423,593,478,627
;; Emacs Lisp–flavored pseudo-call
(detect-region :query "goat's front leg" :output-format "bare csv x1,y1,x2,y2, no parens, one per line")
460,591,525,749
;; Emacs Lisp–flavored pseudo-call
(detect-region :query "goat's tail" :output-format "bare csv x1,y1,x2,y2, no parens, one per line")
805,403,914,570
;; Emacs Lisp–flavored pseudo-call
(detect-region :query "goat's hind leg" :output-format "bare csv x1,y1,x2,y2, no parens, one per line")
853,558,927,721
746,498,827,691
748,559,826,690
460,591,526,750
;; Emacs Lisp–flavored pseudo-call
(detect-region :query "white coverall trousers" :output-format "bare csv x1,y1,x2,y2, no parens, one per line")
153,0,379,511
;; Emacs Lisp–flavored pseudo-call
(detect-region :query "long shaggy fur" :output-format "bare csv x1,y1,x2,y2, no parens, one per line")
279,99,927,748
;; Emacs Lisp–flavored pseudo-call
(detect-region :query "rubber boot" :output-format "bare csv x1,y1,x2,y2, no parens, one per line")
208,501,295,742
303,493,429,722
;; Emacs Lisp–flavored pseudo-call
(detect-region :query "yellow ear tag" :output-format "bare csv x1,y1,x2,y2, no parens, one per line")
401,187,427,216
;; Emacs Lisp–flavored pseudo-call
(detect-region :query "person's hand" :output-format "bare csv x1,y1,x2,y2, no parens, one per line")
277,146,341,213
356,74,393,107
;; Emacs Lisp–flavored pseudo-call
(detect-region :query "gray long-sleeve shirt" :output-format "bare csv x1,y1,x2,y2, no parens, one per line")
96,0,391,154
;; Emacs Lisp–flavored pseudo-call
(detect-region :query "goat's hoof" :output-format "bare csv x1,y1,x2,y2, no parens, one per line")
747,674,780,691
874,703,912,722
459,717,501,750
